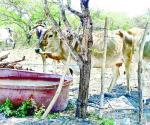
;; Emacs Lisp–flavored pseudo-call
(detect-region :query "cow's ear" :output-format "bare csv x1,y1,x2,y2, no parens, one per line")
128,31,132,35
53,31,58,37
116,30,124,38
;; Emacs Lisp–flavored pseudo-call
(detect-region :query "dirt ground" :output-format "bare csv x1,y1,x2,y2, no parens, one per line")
1,47,150,125
5,48,150,97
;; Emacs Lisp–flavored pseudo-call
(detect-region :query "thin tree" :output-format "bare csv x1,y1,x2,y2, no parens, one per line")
138,22,149,124
100,17,108,116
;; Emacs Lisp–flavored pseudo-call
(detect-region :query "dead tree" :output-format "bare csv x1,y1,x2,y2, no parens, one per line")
43,0,93,118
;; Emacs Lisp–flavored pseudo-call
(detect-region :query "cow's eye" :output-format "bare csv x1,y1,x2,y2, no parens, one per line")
49,34,53,37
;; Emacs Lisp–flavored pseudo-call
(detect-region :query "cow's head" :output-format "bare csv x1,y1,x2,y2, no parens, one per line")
35,27,62,54
34,27,75,53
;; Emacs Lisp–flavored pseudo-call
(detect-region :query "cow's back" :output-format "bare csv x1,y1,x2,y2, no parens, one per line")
91,30,123,68
127,27,150,61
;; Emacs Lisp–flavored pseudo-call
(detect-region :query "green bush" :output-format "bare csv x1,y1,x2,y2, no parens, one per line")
0,98,45,118
88,113,115,125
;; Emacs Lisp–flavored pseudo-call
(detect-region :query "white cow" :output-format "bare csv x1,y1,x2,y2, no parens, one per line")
0,28,15,49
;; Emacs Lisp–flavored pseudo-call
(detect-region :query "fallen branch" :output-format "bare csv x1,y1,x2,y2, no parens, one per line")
0,52,10,61
0,56,25,68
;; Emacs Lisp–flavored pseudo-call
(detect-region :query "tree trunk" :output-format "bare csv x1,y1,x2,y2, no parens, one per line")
76,61,91,118
76,13,93,118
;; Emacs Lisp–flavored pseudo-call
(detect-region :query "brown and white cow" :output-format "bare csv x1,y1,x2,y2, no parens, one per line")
117,27,150,93
28,24,53,72
34,27,126,92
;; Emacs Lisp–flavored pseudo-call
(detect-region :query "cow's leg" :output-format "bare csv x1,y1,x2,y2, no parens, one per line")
124,60,131,94
108,66,120,92
41,55,46,72
52,60,57,73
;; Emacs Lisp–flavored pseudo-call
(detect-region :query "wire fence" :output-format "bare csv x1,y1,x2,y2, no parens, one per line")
0,27,150,124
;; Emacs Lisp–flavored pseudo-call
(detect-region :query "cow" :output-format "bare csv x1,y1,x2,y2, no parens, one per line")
117,27,150,93
0,28,15,49
28,24,51,72
34,27,127,92
29,24,74,73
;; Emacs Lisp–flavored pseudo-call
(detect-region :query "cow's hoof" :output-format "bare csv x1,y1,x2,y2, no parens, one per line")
104,93,115,98
125,91,131,97
144,98,150,105
143,99,147,104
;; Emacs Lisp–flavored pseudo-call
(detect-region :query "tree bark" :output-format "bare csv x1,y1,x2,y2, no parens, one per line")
76,0,93,118
76,61,91,118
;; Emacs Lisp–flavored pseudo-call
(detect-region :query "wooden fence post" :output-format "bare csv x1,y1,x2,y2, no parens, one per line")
138,22,149,124
100,17,108,116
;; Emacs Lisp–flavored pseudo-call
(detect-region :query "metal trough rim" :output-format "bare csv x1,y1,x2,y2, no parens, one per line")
0,68,72,90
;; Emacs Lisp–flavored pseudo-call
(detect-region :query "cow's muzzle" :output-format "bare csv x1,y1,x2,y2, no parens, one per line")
35,48,40,53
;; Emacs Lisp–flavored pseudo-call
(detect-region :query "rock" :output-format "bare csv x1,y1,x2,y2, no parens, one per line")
104,96,135,109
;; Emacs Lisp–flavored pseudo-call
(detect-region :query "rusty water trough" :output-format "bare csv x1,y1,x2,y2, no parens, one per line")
0,68,72,112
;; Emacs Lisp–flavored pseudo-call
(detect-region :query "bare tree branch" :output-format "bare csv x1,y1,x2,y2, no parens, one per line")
64,0,83,18
57,0,84,52
0,13,27,33
80,0,89,14
66,6,83,18
0,0,29,19
57,0,71,28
